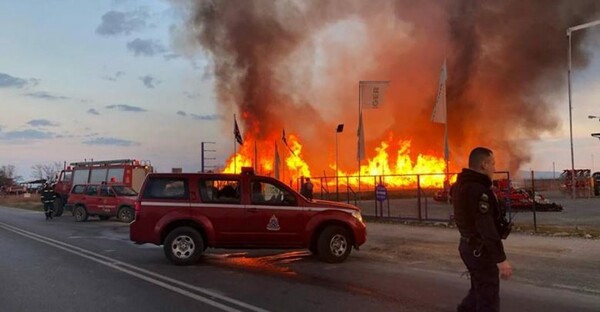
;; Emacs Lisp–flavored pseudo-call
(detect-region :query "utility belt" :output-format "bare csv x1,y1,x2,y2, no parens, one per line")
461,236,484,258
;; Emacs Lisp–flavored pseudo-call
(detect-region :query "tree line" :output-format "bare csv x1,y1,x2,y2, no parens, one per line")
0,162,64,188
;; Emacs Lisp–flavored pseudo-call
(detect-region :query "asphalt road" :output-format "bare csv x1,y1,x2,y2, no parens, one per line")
1,205,598,312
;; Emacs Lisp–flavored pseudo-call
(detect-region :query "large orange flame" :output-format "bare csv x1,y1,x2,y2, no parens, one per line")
223,132,452,190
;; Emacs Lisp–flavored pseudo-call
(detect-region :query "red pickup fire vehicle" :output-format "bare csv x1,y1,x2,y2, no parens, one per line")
130,167,367,265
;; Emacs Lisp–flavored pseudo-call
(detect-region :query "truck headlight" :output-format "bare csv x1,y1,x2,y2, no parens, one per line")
352,210,363,223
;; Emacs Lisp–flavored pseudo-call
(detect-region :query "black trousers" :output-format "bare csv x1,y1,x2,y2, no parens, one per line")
458,241,500,312
43,202,54,217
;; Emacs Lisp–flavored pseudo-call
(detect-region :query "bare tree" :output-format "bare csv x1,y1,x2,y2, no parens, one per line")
30,162,63,181
0,165,19,187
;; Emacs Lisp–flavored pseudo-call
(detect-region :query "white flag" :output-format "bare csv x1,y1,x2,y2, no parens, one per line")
359,81,390,109
431,60,447,124
357,111,366,161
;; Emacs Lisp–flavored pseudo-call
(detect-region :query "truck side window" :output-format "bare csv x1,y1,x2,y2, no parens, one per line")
198,179,240,204
143,178,188,200
100,186,111,197
251,181,296,206
86,185,98,196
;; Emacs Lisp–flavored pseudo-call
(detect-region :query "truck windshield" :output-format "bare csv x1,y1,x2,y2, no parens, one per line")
112,185,138,196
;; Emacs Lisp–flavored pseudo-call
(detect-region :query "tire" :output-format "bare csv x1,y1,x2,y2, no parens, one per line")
117,207,135,223
53,198,64,217
99,216,111,221
73,205,88,222
163,227,204,265
317,225,352,263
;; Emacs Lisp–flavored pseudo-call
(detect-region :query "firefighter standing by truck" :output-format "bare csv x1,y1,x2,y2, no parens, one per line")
41,182,56,220
452,147,513,312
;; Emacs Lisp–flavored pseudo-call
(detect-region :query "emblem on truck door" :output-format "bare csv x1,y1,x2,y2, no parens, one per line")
266,214,280,231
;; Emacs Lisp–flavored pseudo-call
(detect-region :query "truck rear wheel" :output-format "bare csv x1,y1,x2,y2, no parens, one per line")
317,225,352,263
117,207,134,223
53,198,64,217
163,227,204,265
73,205,88,222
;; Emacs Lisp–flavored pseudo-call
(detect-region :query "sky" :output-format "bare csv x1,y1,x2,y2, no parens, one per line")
0,0,599,181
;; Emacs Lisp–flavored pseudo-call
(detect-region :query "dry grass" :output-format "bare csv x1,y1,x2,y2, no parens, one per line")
0,194,43,211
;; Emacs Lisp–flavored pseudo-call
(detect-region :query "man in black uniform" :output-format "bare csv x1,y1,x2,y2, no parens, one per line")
452,147,513,312
41,182,56,220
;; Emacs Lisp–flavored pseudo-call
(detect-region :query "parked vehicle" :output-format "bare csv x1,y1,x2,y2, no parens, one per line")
130,167,367,265
493,179,563,212
66,183,138,223
53,159,152,216
559,169,594,197
434,178,563,212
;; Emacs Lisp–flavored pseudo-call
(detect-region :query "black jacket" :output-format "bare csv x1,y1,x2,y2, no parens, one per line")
452,168,506,263
41,187,56,204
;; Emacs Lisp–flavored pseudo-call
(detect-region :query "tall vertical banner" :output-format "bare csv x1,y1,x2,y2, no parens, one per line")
357,111,366,161
431,60,447,125
431,59,449,179
359,81,390,109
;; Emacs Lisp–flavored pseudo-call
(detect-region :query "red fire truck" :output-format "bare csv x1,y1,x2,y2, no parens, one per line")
52,159,153,216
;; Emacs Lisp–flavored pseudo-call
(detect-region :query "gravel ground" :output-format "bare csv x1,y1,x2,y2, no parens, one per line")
362,221,600,296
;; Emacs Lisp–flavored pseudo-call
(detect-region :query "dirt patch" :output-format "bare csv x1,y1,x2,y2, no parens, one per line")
0,195,43,211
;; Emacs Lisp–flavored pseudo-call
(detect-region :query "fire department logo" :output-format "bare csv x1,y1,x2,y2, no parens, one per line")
266,215,280,231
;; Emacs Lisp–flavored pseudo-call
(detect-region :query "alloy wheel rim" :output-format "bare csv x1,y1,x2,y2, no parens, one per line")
330,234,347,256
171,235,195,259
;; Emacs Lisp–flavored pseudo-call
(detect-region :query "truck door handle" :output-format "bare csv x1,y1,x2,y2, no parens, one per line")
248,208,258,213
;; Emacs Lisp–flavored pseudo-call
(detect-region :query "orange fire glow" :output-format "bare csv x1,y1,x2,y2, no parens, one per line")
222,132,453,190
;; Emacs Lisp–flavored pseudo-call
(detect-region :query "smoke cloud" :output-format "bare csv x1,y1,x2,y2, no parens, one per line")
172,0,600,173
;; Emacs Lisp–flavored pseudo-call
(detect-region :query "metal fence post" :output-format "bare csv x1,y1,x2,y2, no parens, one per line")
417,174,422,222
531,170,537,233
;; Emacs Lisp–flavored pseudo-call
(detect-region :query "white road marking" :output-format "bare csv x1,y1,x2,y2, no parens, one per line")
0,221,269,312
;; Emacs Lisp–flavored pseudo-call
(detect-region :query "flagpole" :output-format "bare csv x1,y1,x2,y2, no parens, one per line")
358,82,362,201
442,58,450,200
233,114,237,174
254,140,258,173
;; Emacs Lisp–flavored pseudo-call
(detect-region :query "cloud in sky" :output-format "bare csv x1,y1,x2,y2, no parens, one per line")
139,75,160,88
23,91,69,101
101,71,125,81
176,111,219,120
87,108,100,115
0,72,28,88
27,119,58,127
0,129,54,141
191,113,220,121
95,10,148,36
126,38,166,57
105,104,147,112
82,136,139,146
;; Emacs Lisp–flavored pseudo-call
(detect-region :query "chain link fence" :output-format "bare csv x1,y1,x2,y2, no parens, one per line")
307,171,600,234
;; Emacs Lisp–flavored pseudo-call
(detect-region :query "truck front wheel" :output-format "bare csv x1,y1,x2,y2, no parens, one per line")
317,225,352,263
